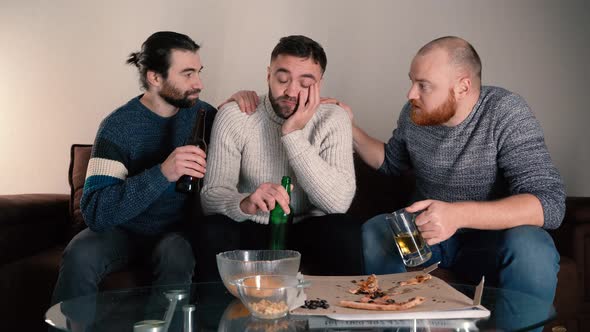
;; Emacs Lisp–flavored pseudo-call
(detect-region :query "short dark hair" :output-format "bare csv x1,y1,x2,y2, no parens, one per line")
418,36,482,81
271,35,327,74
126,31,200,90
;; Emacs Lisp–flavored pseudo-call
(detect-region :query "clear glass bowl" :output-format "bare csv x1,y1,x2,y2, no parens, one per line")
216,250,301,297
231,275,308,320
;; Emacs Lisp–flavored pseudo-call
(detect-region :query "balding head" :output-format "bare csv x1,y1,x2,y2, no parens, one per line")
417,36,482,85
407,36,483,127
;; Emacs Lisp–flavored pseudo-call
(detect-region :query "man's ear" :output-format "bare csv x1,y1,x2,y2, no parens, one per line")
455,76,471,100
267,66,271,84
146,70,162,88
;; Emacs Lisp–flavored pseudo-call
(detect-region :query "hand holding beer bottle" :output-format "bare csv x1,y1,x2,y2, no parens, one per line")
176,108,207,194
239,181,291,217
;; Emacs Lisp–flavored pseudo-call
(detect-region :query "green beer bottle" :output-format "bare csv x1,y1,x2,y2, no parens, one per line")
269,176,293,250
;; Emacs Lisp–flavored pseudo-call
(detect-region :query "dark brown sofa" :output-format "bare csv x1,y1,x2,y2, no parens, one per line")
1,144,589,331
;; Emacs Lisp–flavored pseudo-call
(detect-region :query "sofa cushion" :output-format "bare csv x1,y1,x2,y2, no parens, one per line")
0,246,64,331
348,154,415,221
68,144,92,238
0,194,69,264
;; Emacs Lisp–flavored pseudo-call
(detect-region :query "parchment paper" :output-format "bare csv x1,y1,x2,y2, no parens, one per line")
291,272,489,320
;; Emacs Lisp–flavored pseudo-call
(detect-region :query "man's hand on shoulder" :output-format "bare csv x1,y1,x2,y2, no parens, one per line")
282,83,320,135
218,90,259,114
407,200,463,245
160,145,207,182
239,182,291,221
321,97,354,123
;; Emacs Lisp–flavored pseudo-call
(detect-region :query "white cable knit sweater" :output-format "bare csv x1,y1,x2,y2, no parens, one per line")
201,95,356,224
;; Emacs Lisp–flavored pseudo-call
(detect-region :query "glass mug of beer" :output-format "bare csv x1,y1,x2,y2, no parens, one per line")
386,209,432,267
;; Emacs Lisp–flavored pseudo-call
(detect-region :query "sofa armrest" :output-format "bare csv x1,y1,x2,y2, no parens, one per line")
550,197,590,310
564,197,590,307
575,224,590,306
565,197,590,225
0,194,69,265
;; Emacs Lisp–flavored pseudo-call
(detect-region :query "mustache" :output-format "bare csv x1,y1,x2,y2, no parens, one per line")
186,89,202,95
410,99,423,108
276,95,297,103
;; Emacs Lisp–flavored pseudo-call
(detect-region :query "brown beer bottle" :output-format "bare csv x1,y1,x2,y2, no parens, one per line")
176,108,207,194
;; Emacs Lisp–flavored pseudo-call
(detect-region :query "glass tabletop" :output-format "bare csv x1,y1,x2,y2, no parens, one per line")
45,281,556,332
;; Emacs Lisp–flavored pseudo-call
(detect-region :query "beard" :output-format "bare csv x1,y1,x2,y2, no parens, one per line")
268,87,299,119
410,89,456,126
159,80,201,109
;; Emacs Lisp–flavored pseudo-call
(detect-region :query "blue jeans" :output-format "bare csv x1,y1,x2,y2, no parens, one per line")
362,214,560,303
51,227,195,306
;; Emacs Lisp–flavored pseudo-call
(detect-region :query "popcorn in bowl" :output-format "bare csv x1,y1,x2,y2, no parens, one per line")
216,250,301,298
231,274,309,319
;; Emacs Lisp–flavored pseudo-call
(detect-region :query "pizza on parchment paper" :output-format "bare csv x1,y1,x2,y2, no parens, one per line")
340,273,431,311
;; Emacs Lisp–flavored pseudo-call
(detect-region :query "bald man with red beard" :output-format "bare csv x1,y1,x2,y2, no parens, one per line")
349,37,565,323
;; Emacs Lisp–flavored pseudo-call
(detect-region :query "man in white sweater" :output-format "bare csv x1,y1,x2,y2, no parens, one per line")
197,35,362,279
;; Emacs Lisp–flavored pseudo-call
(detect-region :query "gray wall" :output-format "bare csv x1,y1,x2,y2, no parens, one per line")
1,0,588,196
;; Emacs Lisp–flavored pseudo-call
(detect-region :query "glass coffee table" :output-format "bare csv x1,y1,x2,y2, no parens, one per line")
45,281,555,331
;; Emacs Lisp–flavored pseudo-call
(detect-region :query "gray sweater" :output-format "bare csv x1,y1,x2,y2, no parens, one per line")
380,86,565,229
201,95,356,224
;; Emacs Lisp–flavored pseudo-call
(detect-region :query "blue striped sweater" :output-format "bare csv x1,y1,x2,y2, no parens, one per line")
81,96,216,234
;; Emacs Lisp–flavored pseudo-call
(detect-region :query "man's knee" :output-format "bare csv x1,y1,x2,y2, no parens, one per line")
501,226,559,262
361,214,406,275
362,214,390,242
153,233,195,271
499,226,559,279
61,229,125,272
495,226,559,301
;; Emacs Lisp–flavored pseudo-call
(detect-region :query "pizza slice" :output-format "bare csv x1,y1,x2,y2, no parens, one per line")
349,274,379,294
339,296,426,311
399,273,432,286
